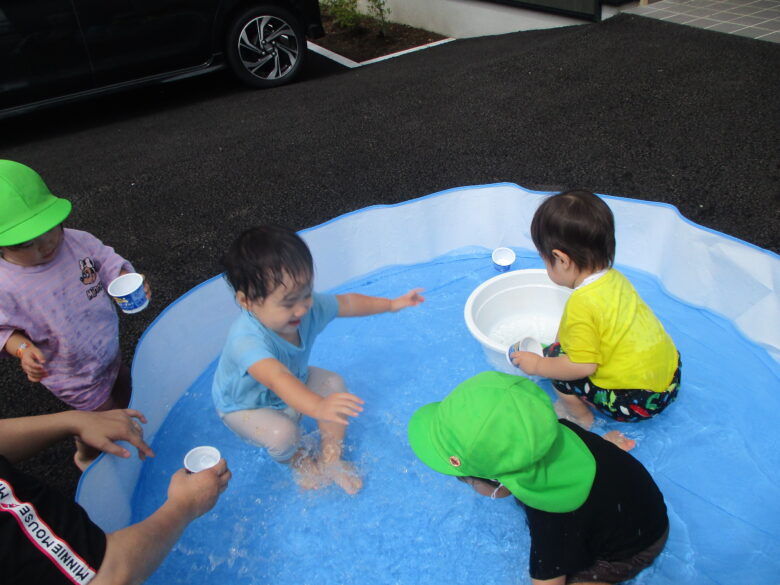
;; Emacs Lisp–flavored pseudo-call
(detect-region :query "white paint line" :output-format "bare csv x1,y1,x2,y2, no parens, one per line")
307,38,455,69
307,42,360,68
358,38,456,65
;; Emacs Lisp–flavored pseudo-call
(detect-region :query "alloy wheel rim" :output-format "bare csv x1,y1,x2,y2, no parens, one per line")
238,16,299,80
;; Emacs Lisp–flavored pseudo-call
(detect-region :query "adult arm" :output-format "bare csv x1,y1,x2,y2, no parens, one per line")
247,358,364,425
91,460,231,585
336,288,424,317
0,409,154,464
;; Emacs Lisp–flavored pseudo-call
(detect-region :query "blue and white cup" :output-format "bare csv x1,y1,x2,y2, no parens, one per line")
184,446,221,473
506,337,544,369
107,272,148,314
491,247,516,272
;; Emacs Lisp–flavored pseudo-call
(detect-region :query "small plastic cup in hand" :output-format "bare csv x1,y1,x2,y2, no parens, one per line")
184,446,221,473
107,272,148,314
491,247,516,272
507,337,544,369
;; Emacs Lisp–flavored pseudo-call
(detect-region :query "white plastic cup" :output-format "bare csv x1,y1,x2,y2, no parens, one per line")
491,247,516,272
107,273,148,314
506,336,544,369
184,446,221,473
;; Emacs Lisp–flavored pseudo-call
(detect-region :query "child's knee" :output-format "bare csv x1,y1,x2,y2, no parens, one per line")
264,424,301,462
222,409,301,461
315,370,348,397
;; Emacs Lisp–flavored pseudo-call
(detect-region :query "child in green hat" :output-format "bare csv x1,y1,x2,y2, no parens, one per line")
408,371,669,585
0,160,151,470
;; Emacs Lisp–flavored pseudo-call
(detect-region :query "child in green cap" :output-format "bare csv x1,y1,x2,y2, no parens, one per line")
0,160,151,470
509,190,681,428
408,371,669,585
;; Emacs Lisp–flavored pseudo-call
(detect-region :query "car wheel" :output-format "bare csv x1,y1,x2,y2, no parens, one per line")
226,5,306,88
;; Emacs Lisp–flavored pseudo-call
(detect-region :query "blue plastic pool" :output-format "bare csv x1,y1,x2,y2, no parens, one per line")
131,249,780,585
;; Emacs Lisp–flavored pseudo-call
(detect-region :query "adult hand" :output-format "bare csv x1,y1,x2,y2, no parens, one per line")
20,345,47,382
390,288,425,311
313,392,365,425
92,460,232,585
75,409,155,461
167,459,231,520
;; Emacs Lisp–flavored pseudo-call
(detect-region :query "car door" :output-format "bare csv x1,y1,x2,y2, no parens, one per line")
71,0,219,86
0,0,92,110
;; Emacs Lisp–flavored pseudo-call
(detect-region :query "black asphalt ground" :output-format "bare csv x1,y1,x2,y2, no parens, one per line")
1,14,778,498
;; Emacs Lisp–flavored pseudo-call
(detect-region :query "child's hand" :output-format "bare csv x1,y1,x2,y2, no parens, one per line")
510,351,542,376
390,288,425,312
20,345,48,382
314,392,365,425
142,275,152,300
120,269,152,300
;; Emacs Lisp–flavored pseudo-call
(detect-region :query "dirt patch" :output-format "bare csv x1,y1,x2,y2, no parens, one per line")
312,11,449,63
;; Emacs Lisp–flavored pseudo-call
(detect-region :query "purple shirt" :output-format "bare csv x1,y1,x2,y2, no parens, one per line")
0,229,133,410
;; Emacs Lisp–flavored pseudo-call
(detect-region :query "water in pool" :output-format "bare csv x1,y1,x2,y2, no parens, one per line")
132,249,780,585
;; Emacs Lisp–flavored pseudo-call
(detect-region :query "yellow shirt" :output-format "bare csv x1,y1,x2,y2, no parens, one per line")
559,269,678,392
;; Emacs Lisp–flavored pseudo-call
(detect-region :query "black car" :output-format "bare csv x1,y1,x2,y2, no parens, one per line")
0,0,324,119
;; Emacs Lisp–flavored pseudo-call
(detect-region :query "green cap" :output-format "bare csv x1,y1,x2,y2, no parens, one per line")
407,371,596,513
0,160,72,246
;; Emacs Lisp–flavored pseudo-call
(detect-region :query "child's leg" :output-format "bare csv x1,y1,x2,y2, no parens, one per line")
221,407,328,490
74,363,132,471
553,389,595,430
543,343,595,430
307,366,362,495
602,430,636,452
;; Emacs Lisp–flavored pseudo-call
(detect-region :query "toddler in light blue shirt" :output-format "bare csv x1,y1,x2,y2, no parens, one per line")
212,225,423,494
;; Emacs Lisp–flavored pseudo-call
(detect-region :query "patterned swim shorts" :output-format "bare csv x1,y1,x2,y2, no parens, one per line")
544,343,681,422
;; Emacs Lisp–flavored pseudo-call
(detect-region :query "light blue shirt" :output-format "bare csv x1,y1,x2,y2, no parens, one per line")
212,293,339,413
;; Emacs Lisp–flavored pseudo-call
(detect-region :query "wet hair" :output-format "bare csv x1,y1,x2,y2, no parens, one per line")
530,190,615,272
221,225,313,301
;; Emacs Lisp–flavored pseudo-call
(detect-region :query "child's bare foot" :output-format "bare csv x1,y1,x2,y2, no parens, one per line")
553,399,594,430
321,460,363,495
74,438,100,472
73,451,95,472
292,454,331,491
603,430,636,452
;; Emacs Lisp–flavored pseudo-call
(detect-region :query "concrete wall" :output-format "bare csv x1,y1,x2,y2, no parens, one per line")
357,0,627,38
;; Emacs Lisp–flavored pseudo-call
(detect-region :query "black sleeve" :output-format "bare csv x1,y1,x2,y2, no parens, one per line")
1,456,107,585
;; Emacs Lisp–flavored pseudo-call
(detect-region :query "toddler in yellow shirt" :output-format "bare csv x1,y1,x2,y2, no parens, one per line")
509,190,680,430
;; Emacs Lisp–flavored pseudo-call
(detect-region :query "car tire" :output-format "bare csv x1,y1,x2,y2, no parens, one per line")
225,5,307,88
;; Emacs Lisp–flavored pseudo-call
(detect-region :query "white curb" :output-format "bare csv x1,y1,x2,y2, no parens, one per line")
307,38,455,69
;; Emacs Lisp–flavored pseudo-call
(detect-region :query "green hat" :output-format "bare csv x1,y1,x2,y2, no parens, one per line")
0,160,72,246
407,371,596,513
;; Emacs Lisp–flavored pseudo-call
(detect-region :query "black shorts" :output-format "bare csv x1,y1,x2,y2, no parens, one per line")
568,526,669,584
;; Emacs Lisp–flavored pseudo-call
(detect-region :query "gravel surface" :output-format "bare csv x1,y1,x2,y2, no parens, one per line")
1,14,777,498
